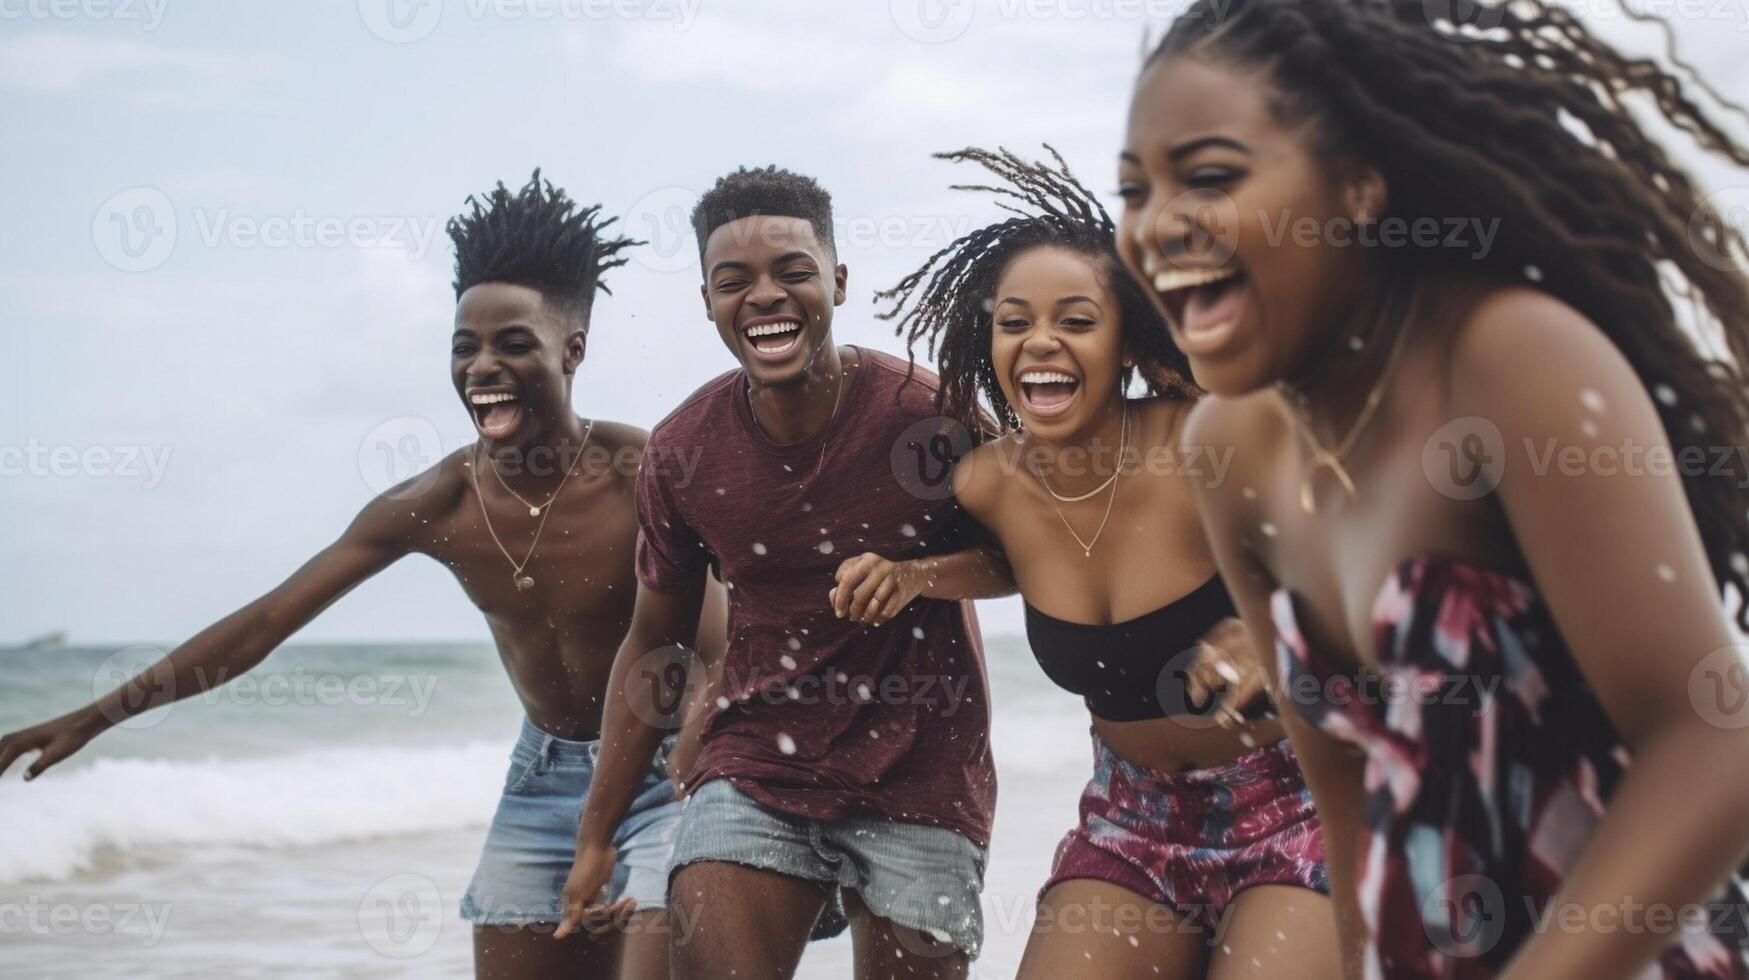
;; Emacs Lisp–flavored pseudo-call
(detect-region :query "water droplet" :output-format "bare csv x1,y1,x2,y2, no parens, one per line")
714,487,726,496
780,654,797,670
1580,419,1600,439
1579,388,1606,414
1732,552,1748,578
911,626,925,640
1260,522,1278,538
1524,265,1543,281
981,297,996,313
900,523,917,537
715,696,731,710
817,540,835,554
776,733,797,755
1654,384,1678,407
1347,336,1364,352
868,729,880,739
787,636,801,651
801,502,813,512
856,683,872,701
1656,563,1676,583
752,542,768,555
1241,486,1257,500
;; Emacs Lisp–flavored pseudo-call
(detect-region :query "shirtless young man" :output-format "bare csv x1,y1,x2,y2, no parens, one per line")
0,172,724,980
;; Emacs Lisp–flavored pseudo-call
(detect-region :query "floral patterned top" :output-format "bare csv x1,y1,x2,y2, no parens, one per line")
1271,554,1749,979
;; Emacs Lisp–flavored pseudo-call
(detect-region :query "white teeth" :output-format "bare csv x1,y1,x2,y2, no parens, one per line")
1152,266,1240,295
746,320,802,338
469,392,518,405
1019,371,1078,385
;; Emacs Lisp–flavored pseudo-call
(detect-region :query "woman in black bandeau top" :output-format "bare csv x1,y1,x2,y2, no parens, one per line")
867,147,1338,980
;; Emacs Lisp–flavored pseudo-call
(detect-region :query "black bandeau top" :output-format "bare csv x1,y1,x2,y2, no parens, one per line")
1023,575,1246,722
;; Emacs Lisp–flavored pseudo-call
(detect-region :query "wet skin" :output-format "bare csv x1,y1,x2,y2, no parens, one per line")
1123,54,1749,980
952,245,1282,772
0,281,725,979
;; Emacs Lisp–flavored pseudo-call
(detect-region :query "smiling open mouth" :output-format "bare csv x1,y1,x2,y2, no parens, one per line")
743,318,804,359
1018,369,1081,418
468,390,523,440
1153,265,1249,356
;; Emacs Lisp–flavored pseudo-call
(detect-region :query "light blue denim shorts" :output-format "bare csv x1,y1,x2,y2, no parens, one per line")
459,719,681,925
667,776,988,958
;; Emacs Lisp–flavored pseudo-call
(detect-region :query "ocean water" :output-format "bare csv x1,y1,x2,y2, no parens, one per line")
0,639,1091,978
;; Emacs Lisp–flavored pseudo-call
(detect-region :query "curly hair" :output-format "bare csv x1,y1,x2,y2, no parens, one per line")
691,165,836,262
875,145,1198,435
447,169,639,330
1147,0,1749,626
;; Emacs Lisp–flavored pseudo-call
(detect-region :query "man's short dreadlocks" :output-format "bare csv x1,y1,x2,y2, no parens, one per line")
448,169,639,330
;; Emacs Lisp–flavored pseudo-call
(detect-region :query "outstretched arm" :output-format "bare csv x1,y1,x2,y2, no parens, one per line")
831,452,1017,624
0,484,422,780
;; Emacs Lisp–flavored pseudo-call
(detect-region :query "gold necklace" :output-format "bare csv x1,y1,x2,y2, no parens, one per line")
470,419,593,591
1032,403,1128,558
1276,277,1419,514
488,424,593,516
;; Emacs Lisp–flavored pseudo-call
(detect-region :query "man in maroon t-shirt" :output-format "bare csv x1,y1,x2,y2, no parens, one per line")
556,166,1013,979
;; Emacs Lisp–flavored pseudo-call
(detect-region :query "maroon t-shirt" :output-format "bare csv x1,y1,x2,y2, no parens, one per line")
635,346,996,846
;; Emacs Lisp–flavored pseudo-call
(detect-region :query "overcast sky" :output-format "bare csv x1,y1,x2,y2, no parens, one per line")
3,0,1746,645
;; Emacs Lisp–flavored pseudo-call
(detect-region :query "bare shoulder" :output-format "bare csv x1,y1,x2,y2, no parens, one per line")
589,418,650,454
1181,391,1284,462
352,446,471,549
1441,283,1646,426
952,432,1019,524
584,418,651,488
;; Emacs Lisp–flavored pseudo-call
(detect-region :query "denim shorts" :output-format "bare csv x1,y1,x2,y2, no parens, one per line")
667,776,988,958
459,718,681,925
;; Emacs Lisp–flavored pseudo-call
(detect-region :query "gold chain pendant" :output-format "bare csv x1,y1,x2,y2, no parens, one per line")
514,574,535,591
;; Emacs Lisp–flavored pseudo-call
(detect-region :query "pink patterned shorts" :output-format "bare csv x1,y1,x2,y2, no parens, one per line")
1041,730,1329,931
